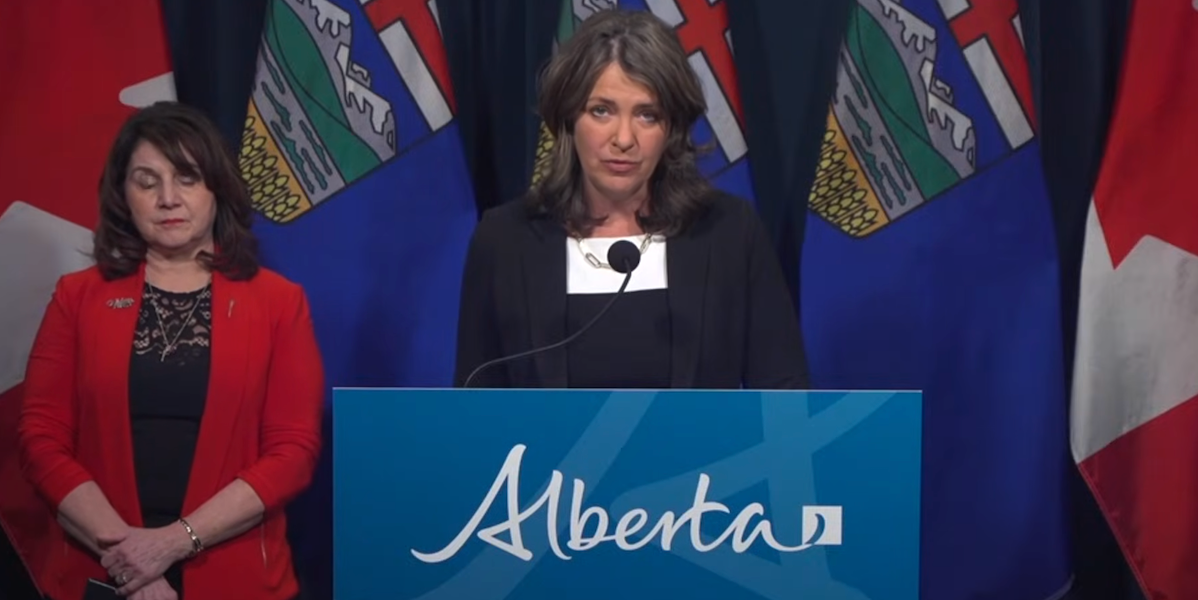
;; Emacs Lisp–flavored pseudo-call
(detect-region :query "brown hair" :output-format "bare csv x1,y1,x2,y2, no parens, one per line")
94,101,259,280
529,8,713,237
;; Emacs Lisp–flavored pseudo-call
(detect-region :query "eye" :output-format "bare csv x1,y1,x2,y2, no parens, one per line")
589,105,611,117
177,174,200,186
639,111,660,123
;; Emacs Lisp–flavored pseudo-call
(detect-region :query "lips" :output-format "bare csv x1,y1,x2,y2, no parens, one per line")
603,160,638,174
159,219,186,226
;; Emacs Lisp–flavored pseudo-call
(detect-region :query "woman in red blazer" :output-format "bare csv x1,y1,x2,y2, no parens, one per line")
18,102,324,600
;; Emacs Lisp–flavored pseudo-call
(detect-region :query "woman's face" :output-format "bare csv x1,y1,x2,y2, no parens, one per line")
124,140,217,259
573,61,668,208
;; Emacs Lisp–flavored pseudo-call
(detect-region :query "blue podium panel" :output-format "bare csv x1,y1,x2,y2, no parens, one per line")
332,389,921,600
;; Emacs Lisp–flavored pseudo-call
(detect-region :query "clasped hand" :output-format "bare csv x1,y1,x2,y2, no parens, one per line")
99,526,191,598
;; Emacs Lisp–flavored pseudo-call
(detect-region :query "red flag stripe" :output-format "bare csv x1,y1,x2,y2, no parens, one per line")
0,0,175,594
1071,1,1198,598
1079,394,1198,599
1088,0,1198,265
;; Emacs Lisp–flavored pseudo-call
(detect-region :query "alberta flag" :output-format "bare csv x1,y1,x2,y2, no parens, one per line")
238,0,478,595
535,0,755,204
800,1,1072,599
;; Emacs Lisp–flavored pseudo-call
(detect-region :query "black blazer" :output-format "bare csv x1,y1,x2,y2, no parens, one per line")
453,191,809,389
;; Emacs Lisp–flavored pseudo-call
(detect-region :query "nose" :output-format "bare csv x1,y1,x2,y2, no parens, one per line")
611,116,636,152
156,177,184,208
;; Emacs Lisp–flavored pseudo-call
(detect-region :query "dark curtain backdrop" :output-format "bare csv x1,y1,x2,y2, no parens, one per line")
439,0,559,212
723,0,852,311
160,0,268,148
1021,0,1139,598
0,1,1144,600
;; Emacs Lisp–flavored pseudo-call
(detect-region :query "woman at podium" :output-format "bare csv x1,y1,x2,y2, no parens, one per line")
454,9,807,390
18,102,322,600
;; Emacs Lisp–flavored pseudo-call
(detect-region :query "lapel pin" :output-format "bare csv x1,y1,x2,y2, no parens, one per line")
228,299,235,318
106,298,134,309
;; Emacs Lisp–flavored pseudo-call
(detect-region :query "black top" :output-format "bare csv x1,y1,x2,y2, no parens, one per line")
565,289,671,389
453,191,809,389
128,282,211,597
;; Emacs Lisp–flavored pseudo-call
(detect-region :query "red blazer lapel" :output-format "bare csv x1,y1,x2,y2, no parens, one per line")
88,265,147,524
85,267,253,519
184,271,250,512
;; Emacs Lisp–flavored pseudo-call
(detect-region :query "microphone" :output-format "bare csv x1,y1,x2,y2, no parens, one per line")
606,238,642,274
462,239,642,387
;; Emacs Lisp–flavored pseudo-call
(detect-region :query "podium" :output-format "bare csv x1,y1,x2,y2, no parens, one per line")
332,389,921,600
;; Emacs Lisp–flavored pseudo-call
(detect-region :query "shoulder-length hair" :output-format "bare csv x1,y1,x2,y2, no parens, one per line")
529,8,713,238
93,101,259,280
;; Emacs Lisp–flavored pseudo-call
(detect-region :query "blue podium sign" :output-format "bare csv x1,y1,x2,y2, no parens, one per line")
332,389,921,600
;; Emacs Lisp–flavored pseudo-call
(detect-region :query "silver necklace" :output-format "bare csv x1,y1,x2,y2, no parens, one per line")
149,284,209,361
574,234,652,270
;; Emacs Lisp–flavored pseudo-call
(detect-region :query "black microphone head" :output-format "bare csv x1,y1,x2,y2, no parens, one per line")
607,239,641,274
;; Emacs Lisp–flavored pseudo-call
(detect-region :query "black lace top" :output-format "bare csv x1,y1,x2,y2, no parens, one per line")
128,282,212,597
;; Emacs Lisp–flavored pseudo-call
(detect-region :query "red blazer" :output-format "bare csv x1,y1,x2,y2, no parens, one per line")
17,263,324,600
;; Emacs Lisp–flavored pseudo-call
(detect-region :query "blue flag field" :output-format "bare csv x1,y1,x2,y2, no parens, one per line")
800,1,1072,598
237,0,479,592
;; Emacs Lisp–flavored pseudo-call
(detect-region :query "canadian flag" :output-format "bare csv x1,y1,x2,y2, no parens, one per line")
0,0,175,592
1070,1,1198,599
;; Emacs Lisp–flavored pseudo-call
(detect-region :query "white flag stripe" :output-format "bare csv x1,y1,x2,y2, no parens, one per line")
118,71,177,108
429,0,441,35
1070,202,1198,461
573,0,617,22
937,0,970,20
0,202,94,395
687,54,747,163
961,38,1033,149
644,0,684,27
377,20,453,132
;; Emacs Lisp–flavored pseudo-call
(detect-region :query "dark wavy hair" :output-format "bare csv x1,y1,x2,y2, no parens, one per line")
529,8,713,238
93,101,259,280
